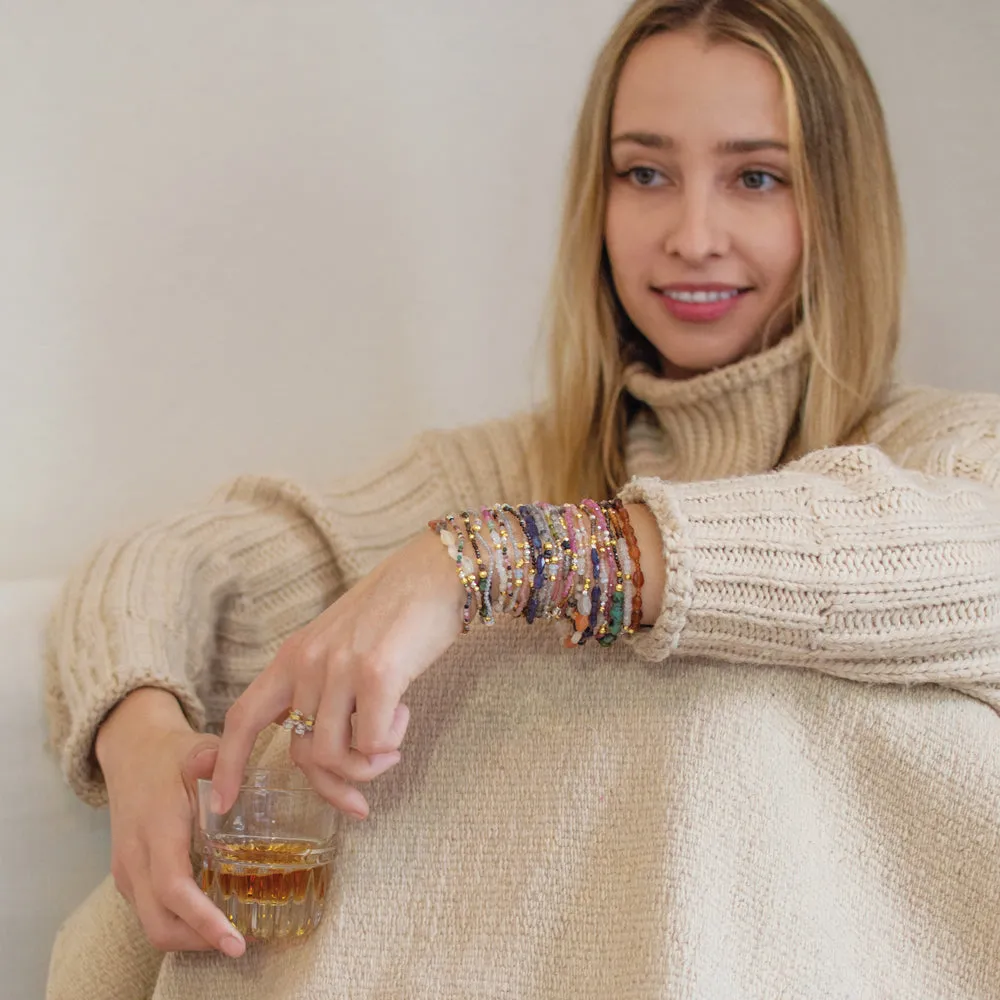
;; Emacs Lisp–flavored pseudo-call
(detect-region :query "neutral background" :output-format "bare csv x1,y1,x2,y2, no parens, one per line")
2,0,998,579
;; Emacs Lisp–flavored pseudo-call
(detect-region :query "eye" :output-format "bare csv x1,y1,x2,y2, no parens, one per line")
739,170,784,192
619,166,667,188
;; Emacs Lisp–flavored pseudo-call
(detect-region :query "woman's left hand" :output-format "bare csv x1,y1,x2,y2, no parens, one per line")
210,528,467,817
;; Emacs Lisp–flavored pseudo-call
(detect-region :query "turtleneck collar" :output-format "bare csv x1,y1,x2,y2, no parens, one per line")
623,328,809,483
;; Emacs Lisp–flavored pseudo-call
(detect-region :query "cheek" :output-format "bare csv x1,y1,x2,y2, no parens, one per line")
744,207,802,288
605,198,656,288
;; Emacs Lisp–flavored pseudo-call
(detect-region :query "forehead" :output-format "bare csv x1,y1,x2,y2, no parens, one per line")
611,30,789,143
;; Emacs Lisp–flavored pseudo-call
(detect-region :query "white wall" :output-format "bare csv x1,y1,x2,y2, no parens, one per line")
2,1,998,579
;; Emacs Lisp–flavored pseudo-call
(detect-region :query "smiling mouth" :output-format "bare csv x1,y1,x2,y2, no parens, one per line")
657,287,752,304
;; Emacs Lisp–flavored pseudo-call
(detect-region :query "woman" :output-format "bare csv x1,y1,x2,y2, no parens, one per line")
46,0,1000,997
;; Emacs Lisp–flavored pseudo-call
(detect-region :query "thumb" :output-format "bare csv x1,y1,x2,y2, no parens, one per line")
182,736,222,782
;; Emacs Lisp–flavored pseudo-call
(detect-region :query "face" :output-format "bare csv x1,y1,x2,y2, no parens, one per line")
605,30,803,378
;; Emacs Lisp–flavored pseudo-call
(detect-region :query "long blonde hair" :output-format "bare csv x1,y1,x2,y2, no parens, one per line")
541,0,904,501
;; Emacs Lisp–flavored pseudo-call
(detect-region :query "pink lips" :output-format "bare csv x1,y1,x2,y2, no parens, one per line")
656,284,749,324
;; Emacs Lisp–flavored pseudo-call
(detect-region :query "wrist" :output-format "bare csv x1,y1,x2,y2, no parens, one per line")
624,503,664,626
95,687,193,772
422,527,470,634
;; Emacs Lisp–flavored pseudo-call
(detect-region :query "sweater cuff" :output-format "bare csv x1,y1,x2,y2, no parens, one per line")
618,477,694,662
619,474,831,667
51,620,207,807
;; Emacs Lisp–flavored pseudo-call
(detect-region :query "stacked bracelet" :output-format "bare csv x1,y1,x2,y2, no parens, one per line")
429,499,645,647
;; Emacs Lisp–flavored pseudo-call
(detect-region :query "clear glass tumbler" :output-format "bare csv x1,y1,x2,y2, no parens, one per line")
195,768,338,942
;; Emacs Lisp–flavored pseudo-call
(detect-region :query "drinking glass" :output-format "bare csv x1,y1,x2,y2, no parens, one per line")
195,768,338,942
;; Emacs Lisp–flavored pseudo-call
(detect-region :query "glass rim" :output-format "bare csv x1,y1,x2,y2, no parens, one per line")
196,767,315,793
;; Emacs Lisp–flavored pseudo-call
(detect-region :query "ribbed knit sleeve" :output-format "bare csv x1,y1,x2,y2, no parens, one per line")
619,389,1000,712
45,412,542,807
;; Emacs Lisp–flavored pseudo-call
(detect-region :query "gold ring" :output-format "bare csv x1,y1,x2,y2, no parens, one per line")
283,708,315,737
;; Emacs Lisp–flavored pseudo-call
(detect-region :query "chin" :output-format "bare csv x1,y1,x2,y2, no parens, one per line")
653,330,761,378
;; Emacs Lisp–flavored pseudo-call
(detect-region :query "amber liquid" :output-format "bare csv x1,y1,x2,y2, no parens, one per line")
200,837,331,942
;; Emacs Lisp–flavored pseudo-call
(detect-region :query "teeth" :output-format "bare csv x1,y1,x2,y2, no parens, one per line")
663,289,740,304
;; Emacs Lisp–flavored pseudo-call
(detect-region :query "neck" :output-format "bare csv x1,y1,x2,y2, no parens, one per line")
623,327,809,483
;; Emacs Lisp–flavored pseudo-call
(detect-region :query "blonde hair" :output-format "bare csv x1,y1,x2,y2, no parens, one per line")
541,0,904,502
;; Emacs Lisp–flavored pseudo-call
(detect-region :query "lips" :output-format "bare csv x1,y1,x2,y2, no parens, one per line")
654,284,751,323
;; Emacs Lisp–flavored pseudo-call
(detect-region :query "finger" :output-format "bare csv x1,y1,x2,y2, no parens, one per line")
151,819,246,957
299,761,371,819
293,733,401,785
163,875,246,958
388,702,411,747
213,665,294,813
349,703,410,751
182,740,221,784
296,691,402,784
133,882,215,953
311,680,375,781
353,658,408,755
284,657,325,738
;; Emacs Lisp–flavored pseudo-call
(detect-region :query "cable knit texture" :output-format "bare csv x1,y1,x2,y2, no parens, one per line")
46,330,1000,999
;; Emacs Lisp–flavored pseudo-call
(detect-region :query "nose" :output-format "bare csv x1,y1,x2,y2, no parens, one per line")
663,186,728,264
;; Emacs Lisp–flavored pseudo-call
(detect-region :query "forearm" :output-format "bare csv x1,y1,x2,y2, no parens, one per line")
620,444,1000,696
46,475,345,806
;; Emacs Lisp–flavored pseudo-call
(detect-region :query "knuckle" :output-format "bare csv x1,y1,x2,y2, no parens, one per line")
357,663,395,705
299,636,329,673
356,651,387,682
339,760,370,783
357,735,395,756
311,745,343,775
113,833,143,861
158,878,187,911
144,921,177,953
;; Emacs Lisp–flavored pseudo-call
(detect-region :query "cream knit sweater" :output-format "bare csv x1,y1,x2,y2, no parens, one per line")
46,330,1000,999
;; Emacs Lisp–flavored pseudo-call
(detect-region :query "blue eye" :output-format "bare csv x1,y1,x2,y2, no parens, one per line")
622,166,666,188
740,170,783,192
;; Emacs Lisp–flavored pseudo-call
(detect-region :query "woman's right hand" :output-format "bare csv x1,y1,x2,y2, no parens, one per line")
95,688,247,958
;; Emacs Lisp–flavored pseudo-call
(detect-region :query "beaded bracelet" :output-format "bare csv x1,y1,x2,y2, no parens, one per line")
598,502,627,646
499,503,533,618
588,500,616,640
429,498,645,646
613,499,644,632
427,514,476,632
496,507,522,616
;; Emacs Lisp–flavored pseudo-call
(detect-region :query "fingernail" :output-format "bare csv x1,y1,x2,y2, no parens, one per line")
369,752,400,768
192,747,216,764
210,791,224,815
220,932,245,958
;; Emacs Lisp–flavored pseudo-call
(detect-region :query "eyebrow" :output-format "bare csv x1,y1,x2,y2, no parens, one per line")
610,131,789,154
